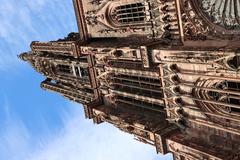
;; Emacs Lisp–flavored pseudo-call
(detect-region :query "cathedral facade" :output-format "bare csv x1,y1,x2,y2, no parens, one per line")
20,0,240,159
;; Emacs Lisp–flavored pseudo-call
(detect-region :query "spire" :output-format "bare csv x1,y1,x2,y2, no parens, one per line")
18,52,32,61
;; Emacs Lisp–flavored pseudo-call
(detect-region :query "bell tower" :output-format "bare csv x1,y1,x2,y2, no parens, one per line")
20,33,98,105
19,0,240,159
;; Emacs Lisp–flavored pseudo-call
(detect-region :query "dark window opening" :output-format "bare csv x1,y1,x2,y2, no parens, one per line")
208,91,220,100
113,50,123,57
227,81,240,91
80,67,89,78
231,107,240,113
227,56,240,70
215,81,240,91
114,3,145,24
57,64,72,74
75,67,80,77
113,74,161,85
83,88,94,94
228,98,240,105
208,81,240,115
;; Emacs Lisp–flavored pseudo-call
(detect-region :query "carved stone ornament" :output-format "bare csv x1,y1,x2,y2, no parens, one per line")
201,0,240,30
181,0,240,40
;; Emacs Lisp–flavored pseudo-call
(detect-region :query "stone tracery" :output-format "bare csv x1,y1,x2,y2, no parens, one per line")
201,0,240,30
19,0,240,159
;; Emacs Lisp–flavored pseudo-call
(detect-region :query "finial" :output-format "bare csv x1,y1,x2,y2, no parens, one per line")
18,52,30,61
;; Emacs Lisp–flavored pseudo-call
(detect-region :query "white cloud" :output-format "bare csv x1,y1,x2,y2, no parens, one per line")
0,0,77,72
0,0,34,44
0,102,172,160
0,1,173,159
0,0,40,72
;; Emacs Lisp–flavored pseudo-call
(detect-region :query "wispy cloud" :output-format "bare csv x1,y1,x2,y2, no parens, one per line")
0,1,173,159
0,0,77,72
0,102,172,160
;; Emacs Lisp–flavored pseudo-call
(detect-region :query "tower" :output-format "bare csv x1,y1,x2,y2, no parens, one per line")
20,0,240,159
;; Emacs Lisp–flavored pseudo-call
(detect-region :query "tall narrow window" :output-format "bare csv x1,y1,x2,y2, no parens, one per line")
73,66,89,78
75,66,80,77
80,67,89,78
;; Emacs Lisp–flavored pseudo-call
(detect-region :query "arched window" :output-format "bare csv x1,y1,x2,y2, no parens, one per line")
111,3,146,25
200,0,240,30
207,81,240,114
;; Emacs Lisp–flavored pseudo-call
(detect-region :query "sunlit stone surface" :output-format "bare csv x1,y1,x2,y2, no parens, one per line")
202,0,240,29
19,0,240,159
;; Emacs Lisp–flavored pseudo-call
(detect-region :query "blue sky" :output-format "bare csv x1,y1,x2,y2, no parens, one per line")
0,0,173,160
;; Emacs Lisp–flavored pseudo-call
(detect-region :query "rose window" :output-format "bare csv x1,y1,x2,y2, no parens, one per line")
201,0,240,30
